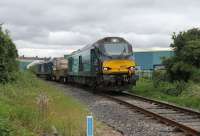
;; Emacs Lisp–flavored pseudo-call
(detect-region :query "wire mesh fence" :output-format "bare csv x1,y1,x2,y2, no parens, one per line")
136,70,153,79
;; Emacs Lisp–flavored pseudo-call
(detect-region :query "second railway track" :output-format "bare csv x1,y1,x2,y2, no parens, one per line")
102,91,200,136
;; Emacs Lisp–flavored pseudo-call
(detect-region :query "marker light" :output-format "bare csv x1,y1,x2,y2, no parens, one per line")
129,66,135,71
103,67,109,71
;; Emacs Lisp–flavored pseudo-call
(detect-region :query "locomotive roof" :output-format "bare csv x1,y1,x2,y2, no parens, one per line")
94,37,129,45
70,37,130,55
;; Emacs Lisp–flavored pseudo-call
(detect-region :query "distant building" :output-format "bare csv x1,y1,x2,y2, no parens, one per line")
17,56,50,70
133,50,174,70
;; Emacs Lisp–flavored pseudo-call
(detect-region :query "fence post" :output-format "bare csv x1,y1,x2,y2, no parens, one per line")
87,116,93,136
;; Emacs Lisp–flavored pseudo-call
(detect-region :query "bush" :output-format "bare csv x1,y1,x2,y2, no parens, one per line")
163,28,200,82
190,69,200,83
163,81,186,96
152,70,168,88
0,25,18,83
163,57,196,82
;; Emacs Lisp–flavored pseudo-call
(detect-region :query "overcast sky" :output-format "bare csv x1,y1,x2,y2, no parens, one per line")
1,0,200,57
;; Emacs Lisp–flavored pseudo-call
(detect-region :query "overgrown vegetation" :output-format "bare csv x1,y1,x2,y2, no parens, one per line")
0,25,19,83
150,28,200,96
0,71,89,136
132,28,200,110
132,78,200,110
163,28,200,82
152,70,187,96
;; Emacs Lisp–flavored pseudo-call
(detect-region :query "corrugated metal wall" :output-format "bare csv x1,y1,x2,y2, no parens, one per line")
134,51,174,70
134,52,153,70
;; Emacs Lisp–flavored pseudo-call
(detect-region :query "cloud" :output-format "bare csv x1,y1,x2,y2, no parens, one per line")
1,0,200,57
47,31,91,45
18,48,72,57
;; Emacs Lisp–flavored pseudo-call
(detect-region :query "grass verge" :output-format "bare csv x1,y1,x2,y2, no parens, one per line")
0,71,90,136
131,78,200,110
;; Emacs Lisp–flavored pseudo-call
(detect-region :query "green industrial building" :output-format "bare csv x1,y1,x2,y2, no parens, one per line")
133,50,174,70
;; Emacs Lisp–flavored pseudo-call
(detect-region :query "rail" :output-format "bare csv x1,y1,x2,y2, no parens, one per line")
102,92,200,136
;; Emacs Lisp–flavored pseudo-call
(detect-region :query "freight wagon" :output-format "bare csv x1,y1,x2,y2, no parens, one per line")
51,58,68,82
30,61,53,79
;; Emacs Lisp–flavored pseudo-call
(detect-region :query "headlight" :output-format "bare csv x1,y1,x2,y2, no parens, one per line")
103,67,109,71
129,66,135,71
111,38,119,42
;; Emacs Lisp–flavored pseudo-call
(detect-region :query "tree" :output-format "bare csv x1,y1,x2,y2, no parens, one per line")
0,25,19,83
164,28,200,82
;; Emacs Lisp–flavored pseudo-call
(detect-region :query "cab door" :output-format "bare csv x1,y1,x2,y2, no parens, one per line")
90,49,99,75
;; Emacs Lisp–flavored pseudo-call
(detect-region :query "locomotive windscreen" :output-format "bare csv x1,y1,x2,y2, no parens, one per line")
95,37,133,59
103,43,131,56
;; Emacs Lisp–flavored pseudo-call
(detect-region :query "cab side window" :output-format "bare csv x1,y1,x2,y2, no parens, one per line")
79,56,83,71
68,57,73,72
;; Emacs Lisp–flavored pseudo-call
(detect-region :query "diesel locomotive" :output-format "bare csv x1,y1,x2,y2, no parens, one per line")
68,37,137,91
31,37,138,91
30,60,53,79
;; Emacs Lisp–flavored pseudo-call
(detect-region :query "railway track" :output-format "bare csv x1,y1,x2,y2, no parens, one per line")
102,91,200,136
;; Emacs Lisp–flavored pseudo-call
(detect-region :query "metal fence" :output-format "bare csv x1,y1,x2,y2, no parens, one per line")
136,70,153,79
